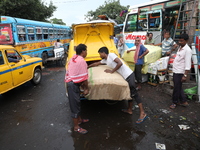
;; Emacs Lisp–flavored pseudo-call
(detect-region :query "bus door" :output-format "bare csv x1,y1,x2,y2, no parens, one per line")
146,9,162,44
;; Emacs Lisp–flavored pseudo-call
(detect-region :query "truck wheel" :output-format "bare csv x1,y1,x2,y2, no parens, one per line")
42,52,48,65
31,68,42,85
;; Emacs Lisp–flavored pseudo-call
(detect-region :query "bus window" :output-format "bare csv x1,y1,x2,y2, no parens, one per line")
27,27,35,41
0,51,4,65
54,28,57,38
63,29,66,38
148,12,161,31
138,13,147,31
49,28,53,39
0,24,13,44
36,27,42,40
124,14,137,32
60,29,64,38
17,25,26,41
43,27,48,39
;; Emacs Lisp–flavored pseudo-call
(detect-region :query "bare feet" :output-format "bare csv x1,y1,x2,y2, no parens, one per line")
78,119,89,125
122,109,133,115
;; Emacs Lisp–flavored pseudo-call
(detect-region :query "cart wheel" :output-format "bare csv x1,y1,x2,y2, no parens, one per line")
60,53,67,66
42,52,48,66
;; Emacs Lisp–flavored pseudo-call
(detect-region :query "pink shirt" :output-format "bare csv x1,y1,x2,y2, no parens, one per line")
173,44,192,74
65,55,88,83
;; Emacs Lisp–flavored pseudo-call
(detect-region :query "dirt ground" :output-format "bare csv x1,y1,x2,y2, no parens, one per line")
137,81,200,150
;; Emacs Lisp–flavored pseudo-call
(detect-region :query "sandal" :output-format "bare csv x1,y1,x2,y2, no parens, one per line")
74,128,88,134
180,102,189,107
78,119,89,125
136,115,148,124
170,103,176,109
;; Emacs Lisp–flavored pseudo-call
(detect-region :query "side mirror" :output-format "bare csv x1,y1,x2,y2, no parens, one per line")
24,57,26,62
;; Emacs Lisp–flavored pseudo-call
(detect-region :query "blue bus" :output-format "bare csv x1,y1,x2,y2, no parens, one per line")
0,16,71,64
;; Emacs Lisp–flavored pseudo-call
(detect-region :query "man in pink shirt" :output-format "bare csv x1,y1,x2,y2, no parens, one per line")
65,44,89,134
170,33,192,109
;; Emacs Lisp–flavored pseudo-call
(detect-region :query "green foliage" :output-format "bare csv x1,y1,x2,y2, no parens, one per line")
0,0,56,22
50,18,66,25
84,0,129,24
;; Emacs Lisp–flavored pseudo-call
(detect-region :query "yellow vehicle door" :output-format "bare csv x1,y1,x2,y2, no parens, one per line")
6,49,31,86
0,51,13,94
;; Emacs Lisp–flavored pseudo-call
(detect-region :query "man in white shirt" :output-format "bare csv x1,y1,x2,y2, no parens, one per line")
54,39,63,49
170,33,192,109
88,47,147,124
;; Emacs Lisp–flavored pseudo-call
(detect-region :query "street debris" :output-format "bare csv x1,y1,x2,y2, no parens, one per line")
68,129,72,133
178,125,190,130
21,99,34,102
160,109,171,114
155,143,166,150
179,116,187,121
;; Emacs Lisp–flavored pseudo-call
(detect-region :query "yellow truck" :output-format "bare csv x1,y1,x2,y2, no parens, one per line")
0,45,43,95
67,20,131,100
68,20,119,62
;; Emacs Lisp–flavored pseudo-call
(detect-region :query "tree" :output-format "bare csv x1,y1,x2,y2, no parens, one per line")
0,0,56,22
50,18,66,25
84,0,129,24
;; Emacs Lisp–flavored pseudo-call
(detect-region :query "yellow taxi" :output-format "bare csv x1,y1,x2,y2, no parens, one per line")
0,45,43,94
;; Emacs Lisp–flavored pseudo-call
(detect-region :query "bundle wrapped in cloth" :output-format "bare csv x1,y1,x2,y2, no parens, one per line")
122,45,162,74
87,65,131,100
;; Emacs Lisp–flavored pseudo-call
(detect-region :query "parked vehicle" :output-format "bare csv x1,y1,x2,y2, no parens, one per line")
0,45,43,94
0,16,71,65
67,20,119,63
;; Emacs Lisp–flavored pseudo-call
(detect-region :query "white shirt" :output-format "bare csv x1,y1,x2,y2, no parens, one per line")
101,53,133,79
173,44,192,74
54,42,63,49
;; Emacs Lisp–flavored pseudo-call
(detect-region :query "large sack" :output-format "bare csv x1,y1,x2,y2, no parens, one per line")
88,65,131,100
122,45,162,64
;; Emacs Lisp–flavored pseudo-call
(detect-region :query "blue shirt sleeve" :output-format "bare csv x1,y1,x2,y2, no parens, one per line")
140,45,147,55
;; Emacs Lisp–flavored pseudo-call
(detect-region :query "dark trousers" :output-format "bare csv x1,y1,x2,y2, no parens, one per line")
135,64,142,83
172,73,186,103
66,81,81,118
126,72,142,104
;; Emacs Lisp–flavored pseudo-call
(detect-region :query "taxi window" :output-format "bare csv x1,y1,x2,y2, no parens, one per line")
0,51,4,65
6,49,22,63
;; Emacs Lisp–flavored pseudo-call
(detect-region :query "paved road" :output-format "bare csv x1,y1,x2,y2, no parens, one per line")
0,65,200,150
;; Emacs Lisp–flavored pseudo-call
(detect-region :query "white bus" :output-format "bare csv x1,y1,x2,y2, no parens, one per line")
122,0,188,50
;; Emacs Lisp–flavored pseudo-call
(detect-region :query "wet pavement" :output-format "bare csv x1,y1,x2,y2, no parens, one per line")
0,64,200,150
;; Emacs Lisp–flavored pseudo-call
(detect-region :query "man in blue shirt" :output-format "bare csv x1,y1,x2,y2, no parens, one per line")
127,37,149,90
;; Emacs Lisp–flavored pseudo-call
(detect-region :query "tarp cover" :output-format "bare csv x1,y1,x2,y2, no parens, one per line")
87,65,131,100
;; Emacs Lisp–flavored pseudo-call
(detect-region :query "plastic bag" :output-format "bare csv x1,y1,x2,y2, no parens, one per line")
184,86,197,100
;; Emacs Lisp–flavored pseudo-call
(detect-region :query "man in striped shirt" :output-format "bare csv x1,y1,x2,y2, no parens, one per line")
155,31,178,56
65,44,89,134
